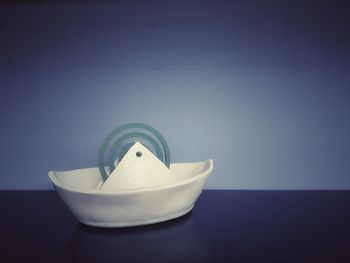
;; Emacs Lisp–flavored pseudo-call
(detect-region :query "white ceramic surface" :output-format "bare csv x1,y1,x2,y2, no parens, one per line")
48,159,213,227
101,142,173,191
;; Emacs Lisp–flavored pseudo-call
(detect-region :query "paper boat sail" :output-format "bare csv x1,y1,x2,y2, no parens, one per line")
101,142,173,190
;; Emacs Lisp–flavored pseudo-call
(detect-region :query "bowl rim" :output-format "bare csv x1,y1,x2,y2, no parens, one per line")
48,159,213,195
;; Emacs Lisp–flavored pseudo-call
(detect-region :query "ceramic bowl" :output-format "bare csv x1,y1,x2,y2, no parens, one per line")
48,159,213,227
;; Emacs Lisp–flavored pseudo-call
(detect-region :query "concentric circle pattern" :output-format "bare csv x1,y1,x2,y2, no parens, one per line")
98,123,170,182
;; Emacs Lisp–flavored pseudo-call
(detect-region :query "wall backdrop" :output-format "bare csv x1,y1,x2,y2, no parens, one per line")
1,0,350,189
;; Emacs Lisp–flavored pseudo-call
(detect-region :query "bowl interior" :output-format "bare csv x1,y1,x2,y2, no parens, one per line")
49,160,212,192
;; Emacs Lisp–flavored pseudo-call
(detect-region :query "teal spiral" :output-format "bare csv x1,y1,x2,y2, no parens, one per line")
98,123,170,182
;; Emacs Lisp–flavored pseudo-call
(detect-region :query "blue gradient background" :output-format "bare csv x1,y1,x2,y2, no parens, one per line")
0,0,349,189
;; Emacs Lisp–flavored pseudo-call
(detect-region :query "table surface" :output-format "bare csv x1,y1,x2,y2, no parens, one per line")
1,190,349,262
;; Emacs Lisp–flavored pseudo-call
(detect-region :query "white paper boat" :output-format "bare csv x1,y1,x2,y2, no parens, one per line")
48,157,213,227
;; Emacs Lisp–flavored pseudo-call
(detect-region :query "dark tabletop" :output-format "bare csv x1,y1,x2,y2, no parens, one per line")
0,190,349,262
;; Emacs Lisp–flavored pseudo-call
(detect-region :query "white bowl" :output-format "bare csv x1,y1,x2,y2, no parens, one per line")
48,159,213,227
